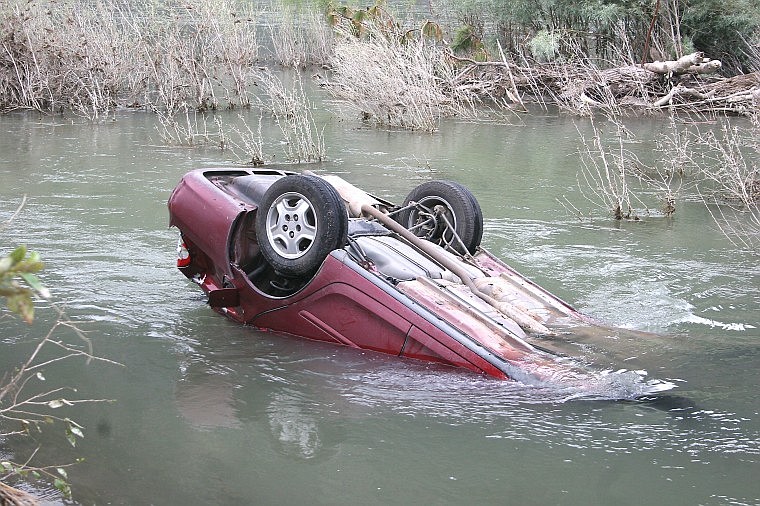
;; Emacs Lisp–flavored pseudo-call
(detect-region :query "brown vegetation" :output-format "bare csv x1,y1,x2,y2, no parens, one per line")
324,12,479,131
687,115,760,250
0,481,38,506
0,0,259,119
0,0,757,248
449,51,760,116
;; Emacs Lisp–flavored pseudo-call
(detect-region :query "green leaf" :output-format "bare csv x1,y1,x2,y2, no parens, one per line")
65,421,84,447
54,478,72,498
352,9,366,24
9,245,26,264
20,272,44,291
16,258,44,275
26,250,42,265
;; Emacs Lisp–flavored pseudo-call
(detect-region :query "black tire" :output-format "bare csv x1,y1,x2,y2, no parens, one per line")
397,180,483,254
256,175,348,277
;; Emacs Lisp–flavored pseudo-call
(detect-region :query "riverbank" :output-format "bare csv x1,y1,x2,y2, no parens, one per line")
0,0,757,242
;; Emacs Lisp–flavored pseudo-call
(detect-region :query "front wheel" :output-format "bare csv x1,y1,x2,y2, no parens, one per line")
256,175,348,277
396,180,483,255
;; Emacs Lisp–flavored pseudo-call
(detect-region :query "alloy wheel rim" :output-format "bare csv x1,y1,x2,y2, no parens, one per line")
265,192,317,259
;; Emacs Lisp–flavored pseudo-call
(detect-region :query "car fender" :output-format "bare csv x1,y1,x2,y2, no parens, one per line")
168,169,254,281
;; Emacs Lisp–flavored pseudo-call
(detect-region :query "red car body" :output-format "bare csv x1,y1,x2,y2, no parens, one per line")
168,168,602,382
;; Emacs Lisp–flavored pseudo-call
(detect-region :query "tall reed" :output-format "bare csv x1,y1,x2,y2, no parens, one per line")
0,0,260,120
327,19,478,131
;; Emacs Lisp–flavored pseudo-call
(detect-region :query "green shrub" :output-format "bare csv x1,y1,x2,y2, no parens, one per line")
528,30,562,62
0,245,46,324
681,0,760,73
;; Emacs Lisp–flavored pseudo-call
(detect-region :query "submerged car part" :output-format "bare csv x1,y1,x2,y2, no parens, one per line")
168,168,672,393
396,180,483,255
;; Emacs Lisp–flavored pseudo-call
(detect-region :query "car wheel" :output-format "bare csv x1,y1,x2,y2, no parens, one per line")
256,175,348,277
397,180,483,254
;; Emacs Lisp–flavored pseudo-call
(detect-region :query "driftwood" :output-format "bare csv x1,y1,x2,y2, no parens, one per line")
643,52,722,75
0,482,39,506
448,51,760,115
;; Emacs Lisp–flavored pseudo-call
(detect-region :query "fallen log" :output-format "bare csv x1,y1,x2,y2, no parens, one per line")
654,72,760,112
643,52,722,75
447,51,758,115
0,482,39,506
653,84,709,107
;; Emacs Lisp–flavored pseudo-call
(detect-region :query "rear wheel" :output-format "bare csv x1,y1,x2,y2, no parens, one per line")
397,180,483,254
256,175,348,277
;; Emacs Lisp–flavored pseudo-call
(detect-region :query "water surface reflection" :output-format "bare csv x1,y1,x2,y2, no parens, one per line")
1,107,759,505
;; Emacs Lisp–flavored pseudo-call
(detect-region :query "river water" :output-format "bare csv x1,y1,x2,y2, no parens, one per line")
1,93,759,504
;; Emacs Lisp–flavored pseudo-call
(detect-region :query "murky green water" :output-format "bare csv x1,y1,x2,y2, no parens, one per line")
2,97,759,505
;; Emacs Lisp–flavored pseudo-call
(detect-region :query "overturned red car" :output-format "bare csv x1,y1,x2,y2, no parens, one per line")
168,167,671,391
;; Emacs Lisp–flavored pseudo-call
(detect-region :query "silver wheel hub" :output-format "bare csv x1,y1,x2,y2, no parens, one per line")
265,192,317,259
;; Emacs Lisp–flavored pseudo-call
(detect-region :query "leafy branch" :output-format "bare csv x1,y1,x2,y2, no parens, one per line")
0,244,48,324
1,201,121,501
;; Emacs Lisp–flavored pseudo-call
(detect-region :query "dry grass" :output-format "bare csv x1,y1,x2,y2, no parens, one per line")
0,0,328,163
579,110,760,251
257,70,326,162
0,0,131,118
326,20,478,131
143,1,259,111
569,110,759,235
0,0,259,120
573,114,649,220
692,114,760,251
267,5,334,68
219,112,265,166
